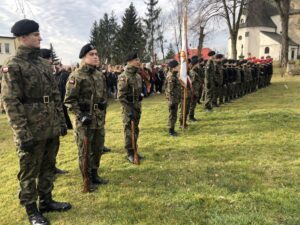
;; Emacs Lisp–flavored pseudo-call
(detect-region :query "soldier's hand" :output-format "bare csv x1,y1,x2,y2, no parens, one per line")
128,112,134,120
60,126,68,136
20,139,34,152
79,114,92,126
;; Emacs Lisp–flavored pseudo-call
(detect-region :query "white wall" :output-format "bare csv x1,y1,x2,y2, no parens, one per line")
0,38,16,66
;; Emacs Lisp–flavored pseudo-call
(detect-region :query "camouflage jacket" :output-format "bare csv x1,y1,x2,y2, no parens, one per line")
165,71,181,104
117,65,142,111
64,64,107,129
190,65,202,90
204,59,215,89
0,46,65,145
214,61,224,86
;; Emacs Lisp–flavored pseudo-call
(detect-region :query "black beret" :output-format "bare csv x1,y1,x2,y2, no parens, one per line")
40,49,52,59
126,52,138,62
79,43,96,59
199,57,204,62
168,60,179,69
222,59,228,64
190,56,199,65
208,51,216,57
215,54,224,59
11,19,39,37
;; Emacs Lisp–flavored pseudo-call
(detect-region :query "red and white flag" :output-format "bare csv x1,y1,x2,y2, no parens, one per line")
179,4,188,87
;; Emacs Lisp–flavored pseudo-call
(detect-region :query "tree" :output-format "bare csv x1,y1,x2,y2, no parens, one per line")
190,0,219,57
50,43,60,64
273,0,291,68
90,12,119,64
114,3,147,64
165,43,176,59
156,13,167,63
144,0,161,62
214,0,248,59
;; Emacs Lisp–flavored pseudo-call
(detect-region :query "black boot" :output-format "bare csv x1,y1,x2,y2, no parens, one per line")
169,128,178,136
39,196,72,213
26,203,49,225
54,167,68,175
102,146,111,154
189,116,197,122
91,169,109,185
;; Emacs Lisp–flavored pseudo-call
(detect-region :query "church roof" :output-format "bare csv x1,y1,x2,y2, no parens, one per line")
261,31,299,46
240,0,279,28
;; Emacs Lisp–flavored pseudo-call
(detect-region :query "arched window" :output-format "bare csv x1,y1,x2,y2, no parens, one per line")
238,35,242,40
265,47,270,54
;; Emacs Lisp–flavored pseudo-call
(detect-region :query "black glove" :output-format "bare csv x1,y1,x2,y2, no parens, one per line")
79,113,92,126
138,94,144,102
20,139,34,152
170,103,176,110
128,111,134,120
60,126,68,136
98,101,107,111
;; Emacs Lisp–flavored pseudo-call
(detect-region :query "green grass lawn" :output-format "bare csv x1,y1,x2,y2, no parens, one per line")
1,74,300,225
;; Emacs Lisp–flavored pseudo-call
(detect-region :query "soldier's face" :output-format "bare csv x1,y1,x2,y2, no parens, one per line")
84,50,100,66
20,32,42,48
128,58,141,68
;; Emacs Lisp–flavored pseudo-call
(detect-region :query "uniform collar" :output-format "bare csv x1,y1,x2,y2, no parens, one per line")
81,64,96,74
126,65,139,75
16,45,40,60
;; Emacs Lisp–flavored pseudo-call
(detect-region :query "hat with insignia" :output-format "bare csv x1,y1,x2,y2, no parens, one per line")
126,52,138,62
11,19,39,37
79,43,96,59
190,56,199,65
208,51,216,57
168,60,179,69
40,49,52,59
215,54,224,59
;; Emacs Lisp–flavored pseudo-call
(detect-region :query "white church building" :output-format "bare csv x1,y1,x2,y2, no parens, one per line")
228,0,300,61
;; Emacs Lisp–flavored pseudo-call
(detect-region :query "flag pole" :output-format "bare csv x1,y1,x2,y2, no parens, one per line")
182,1,188,130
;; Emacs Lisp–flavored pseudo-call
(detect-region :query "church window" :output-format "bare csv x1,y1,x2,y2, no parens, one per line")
238,35,242,40
245,32,249,37
265,47,270,54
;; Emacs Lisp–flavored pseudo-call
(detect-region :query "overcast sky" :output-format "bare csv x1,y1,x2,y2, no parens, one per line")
0,0,228,64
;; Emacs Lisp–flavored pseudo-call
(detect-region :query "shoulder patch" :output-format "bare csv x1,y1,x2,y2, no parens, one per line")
2,66,8,73
68,78,76,85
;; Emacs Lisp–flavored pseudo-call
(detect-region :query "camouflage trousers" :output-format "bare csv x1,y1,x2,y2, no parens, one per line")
168,102,179,129
122,107,141,156
203,86,213,110
0,96,4,113
212,85,222,105
75,127,104,176
180,97,191,125
17,136,58,206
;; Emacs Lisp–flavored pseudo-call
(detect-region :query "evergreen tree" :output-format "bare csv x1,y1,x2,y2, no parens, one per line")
144,0,161,62
50,43,60,64
165,43,175,60
90,13,119,64
114,3,147,64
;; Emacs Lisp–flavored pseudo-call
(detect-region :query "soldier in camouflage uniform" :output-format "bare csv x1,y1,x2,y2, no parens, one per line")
117,52,144,163
213,54,224,106
188,56,201,121
64,44,108,191
1,19,71,225
203,51,216,111
165,60,181,136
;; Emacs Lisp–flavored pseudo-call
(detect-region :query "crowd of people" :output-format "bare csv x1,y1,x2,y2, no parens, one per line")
0,18,273,225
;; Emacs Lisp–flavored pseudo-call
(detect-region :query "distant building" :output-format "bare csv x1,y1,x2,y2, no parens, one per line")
228,0,300,61
0,36,16,67
174,47,213,61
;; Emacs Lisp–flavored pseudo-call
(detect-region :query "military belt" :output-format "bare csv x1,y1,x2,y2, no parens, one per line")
21,96,53,104
79,102,106,112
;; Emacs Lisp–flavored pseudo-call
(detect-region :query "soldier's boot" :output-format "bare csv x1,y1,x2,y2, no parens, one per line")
189,115,197,122
169,128,178,136
103,146,111,153
39,195,72,213
54,167,68,175
91,169,109,185
26,203,49,225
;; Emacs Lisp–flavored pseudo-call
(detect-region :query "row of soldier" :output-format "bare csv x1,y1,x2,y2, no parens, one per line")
0,19,273,225
165,51,273,136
